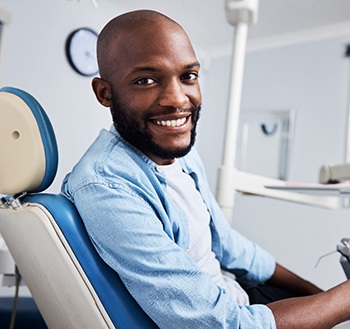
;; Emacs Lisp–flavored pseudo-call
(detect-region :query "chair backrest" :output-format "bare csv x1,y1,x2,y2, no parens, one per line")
0,87,158,329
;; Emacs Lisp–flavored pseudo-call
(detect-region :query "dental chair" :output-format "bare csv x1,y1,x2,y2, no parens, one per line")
0,87,158,328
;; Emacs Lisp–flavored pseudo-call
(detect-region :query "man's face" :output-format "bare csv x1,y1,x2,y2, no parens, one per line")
106,22,202,165
110,91,201,162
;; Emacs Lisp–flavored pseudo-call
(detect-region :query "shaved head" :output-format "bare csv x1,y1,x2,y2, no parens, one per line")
92,10,201,164
97,10,186,81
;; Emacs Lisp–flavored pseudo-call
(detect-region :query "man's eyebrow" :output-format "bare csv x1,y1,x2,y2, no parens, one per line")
131,66,159,73
130,61,201,73
186,61,200,69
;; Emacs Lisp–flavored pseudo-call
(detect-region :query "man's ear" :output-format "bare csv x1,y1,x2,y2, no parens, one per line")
92,77,112,107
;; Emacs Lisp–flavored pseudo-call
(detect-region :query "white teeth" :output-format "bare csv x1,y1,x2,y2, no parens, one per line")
156,117,186,127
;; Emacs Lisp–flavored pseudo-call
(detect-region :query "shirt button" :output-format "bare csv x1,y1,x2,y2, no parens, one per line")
156,166,162,173
185,249,190,254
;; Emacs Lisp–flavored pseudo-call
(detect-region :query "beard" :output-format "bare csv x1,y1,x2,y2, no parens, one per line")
110,92,201,161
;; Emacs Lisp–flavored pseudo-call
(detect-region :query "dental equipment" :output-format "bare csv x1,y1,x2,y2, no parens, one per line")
216,0,259,221
217,0,340,222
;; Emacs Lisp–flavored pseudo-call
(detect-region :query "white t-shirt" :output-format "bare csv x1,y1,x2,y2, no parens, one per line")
159,160,249,305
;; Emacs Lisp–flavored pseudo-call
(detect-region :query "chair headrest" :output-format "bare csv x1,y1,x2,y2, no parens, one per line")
0,87,58,195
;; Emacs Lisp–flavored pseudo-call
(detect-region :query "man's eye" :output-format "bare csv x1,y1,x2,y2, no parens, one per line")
181,73,199,81
135,78,155,85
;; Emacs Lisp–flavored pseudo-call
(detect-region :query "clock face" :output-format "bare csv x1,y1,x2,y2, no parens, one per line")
66,28,99,76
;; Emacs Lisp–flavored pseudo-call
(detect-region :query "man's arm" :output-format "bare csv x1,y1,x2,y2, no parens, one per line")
267,263,323,296
267,279,350,328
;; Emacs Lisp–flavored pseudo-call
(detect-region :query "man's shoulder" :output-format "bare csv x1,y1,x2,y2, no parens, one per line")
63,128,156,193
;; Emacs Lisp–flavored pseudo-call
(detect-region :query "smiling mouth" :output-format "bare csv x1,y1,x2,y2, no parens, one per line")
154,116,189,128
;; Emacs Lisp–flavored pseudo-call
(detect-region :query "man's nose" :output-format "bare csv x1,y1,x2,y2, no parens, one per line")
158,78,188,109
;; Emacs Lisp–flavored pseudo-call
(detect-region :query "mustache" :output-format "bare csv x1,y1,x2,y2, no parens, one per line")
145,105,200,120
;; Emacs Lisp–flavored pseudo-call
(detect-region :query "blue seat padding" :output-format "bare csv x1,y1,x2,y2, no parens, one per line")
0,86,158,328
25,193,158,328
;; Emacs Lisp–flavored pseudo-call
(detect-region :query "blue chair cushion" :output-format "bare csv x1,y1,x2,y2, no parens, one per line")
25,194,158,328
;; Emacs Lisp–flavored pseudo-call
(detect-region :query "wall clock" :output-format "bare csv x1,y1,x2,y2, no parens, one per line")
65,27,99,76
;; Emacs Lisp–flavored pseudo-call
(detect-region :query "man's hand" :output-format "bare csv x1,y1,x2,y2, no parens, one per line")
267,263,350,328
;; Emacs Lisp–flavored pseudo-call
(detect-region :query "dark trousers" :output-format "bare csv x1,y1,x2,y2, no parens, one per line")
240,281,301,305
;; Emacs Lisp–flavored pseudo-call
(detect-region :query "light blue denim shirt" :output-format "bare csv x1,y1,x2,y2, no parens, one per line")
61,125,276,329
